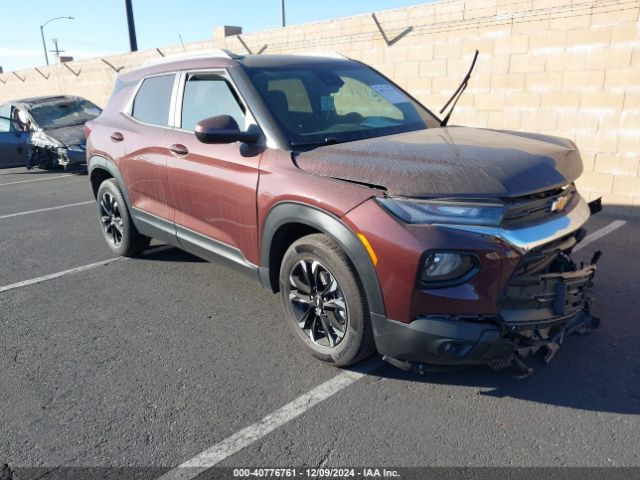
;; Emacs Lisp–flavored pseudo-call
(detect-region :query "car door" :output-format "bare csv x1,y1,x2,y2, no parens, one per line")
117,73,178,240
0,104,29,168
166,71,262,266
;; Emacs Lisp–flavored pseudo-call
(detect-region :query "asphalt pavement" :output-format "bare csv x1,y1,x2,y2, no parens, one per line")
0,166,638,477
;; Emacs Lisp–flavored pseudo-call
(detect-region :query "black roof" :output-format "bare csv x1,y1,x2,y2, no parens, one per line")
120,52,356,82
235,54,352,69
10,95,81,107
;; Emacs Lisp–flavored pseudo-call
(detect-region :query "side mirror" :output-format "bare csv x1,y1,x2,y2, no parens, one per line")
195,115,259,144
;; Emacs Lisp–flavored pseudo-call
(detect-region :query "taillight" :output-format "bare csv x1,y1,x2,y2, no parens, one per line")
85,122,92,139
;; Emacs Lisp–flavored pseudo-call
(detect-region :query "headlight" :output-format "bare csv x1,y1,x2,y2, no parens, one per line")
378,198,505,226
419,252,477,286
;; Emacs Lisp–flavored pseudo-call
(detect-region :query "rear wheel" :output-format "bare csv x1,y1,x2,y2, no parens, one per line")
279,234,375,367
96,179,150,256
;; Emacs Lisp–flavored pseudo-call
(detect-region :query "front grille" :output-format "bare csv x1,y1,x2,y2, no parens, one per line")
499,231,595,326
513,233,579,277
501,184,576,228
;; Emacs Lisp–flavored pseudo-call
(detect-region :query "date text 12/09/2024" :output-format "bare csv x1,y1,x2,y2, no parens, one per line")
232,468,400,478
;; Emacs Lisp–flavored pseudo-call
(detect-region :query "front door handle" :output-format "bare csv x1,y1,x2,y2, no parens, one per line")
110,132,124,142
169,144,189,156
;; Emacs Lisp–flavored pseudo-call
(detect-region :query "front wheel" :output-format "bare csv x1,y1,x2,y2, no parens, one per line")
279,234,376,367
96,179,150,257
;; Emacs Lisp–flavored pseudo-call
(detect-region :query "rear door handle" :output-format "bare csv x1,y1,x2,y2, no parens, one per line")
169,144,188,156
110,132,124,142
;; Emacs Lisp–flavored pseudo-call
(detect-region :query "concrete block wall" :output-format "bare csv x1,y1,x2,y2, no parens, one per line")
0,40,216,108
1,0,639,216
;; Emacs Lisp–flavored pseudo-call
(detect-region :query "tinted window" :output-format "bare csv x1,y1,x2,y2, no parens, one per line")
180,75,245,131
267,78,311,113
0,104,11,133
333,77,403,120
132,74,175,126
247,63,438,147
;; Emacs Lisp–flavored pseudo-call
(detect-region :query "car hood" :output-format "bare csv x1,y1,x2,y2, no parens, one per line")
42,124,86,147
294,126,583,198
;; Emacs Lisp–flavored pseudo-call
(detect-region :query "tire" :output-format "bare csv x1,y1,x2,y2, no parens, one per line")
96,179,150,257
1,463,12,480
279,234,376,367
35,148,55,170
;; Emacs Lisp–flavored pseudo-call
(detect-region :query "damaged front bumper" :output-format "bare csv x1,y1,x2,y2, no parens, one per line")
373,203,602,377
377,305,599,379
374,280,597,366
375,258,599,377
28,128,87,169
58,145,87,168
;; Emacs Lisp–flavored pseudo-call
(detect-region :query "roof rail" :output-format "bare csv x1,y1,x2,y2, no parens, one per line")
142,49,242,67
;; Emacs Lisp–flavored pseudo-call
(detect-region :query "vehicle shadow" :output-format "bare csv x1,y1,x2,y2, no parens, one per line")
363,337,640,414
0,168,63,175
141,218,638,415
142,246,206,263
0,166,86,175
352,217,640,415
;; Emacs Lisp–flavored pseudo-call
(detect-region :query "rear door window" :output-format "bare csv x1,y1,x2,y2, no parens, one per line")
180,74,245,131
131,74,175,126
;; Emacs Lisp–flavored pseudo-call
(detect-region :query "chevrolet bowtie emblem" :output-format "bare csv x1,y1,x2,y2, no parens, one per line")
551,195,569,212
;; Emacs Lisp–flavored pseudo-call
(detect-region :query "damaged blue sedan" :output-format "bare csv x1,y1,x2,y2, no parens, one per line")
0,95,101,171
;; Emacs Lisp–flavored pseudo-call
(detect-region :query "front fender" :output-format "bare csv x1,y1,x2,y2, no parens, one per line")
88,155,133,211
260,202,386,317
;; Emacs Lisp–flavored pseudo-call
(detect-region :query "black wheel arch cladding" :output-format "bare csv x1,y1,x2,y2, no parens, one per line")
260,202,386,317
89,156,132,209
89,155,144,232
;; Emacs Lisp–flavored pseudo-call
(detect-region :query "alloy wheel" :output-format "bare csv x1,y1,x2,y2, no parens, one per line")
287,259,348,348
99,192,124,247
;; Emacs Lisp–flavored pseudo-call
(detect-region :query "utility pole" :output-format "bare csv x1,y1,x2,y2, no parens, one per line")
49,39,65,63
39,16,74,66
40,26,49,66
281,0,286,27
125,0,138,52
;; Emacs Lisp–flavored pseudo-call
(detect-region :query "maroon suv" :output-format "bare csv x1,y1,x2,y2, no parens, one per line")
87,51,601,376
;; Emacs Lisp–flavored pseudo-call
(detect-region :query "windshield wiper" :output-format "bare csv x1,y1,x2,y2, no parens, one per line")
439,50,479,127
290,137,340,148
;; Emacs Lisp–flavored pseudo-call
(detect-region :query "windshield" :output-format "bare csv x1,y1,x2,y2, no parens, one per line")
246,62,439,147
29,99,101,129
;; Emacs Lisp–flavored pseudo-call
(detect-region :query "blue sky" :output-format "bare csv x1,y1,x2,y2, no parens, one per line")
1,0,428,72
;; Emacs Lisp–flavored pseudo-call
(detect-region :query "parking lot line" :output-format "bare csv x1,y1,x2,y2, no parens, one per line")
155,218,630,479
0,257,123,293
0,174,81,186
0,245,171,294
0,208,629,470
0,200,94,220
574,220,627,252
157,359,383,480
